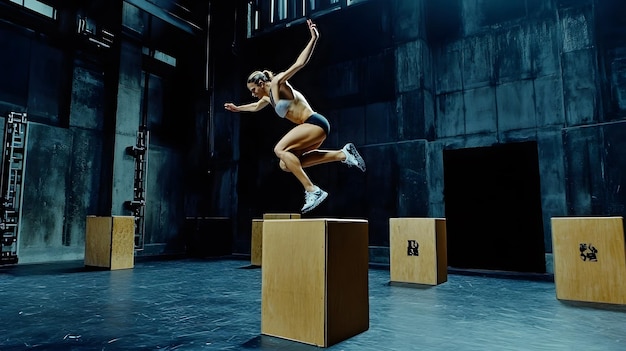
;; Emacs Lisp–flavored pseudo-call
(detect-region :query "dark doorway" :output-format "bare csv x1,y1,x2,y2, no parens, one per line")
443,141,546,273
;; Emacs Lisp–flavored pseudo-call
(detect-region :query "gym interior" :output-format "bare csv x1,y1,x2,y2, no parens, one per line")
1,0,626,350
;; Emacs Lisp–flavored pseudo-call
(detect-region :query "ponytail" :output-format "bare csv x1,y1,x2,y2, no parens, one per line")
262,70,274,80
247,70,274,85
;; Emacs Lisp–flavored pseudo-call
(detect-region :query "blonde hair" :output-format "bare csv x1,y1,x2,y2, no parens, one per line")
247,70,274,84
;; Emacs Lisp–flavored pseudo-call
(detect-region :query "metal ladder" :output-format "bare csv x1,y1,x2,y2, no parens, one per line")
0,112,28,265
125,127,149,251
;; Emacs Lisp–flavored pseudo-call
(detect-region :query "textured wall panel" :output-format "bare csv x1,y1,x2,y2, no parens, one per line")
463,35,495,89
70,67,105,130
560,6,593,53
395,40,429,93
531,19,561,77
563,126,604,215
496,80,536,131
562,49,597,126
365,102,396,144
464,86,497,135
435,44,463,94
19,124,77,263
397,90,424,140
436,91,465,138
537,130,567,252
496,26,533,83
534,75,565,127
396,140,428,217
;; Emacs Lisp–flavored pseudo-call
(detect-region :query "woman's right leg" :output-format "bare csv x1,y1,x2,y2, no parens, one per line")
299,143,366,171
298,149,345,168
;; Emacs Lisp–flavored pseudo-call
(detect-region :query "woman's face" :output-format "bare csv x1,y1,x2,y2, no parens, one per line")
247,81,266,99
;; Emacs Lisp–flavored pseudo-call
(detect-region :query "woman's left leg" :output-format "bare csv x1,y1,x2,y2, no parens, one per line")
274,124,327,192
275,124,329,213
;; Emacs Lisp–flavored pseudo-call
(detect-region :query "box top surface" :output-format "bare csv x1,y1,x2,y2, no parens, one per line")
389,217,446,220
551,216,623,220
266,218,368,223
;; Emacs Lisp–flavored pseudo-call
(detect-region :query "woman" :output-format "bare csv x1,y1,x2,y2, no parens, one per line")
224,19,366,213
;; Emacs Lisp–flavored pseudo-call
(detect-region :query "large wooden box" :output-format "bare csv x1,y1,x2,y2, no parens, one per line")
85,216,135,270
389,218,447,285
261,218,369,347
251,213,300,266
551,216,626,304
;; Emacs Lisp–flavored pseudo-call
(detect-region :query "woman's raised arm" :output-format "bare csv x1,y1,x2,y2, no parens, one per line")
274,19,319,85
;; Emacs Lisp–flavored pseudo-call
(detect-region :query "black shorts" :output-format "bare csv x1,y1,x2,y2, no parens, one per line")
304,113,331,136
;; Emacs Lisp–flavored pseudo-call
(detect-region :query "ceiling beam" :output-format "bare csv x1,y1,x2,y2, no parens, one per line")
124,0,201,34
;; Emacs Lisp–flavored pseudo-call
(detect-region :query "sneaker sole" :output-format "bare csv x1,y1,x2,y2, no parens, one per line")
301,191,329,214
346,143,366,172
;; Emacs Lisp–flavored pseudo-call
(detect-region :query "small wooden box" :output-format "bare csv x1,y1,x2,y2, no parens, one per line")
389,218,447,285
85,216,135,270
261,218,369,347
551,216,626,304
251,213,300,266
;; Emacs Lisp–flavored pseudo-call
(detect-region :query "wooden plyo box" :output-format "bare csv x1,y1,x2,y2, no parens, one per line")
85,216,135,270
251,213,300,266
389,218,447,285
261,218,369,347
551,216,626,305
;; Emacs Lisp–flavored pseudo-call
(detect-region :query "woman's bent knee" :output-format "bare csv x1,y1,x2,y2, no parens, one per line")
273,145,285,158
278,160,290,172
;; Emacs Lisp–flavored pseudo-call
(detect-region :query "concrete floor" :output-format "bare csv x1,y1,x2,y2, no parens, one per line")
1,258,625,350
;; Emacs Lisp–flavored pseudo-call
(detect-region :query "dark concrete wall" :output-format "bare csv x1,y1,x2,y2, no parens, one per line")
2,0,625,268
0,1,206,263
212,0,626,269
0,23,110,262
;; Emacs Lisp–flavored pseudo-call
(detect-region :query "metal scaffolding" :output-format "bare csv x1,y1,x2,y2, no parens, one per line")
1,112,28,265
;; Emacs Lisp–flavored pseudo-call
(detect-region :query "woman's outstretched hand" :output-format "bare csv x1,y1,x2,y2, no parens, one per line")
307,19,319,40
224,103,238,112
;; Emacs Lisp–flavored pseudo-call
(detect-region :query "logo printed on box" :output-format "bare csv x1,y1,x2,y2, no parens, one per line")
407,240,419,256
579,243,598,262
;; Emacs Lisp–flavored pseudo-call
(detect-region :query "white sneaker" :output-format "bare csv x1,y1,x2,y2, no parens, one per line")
341,143,366,172
301,187,328,213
